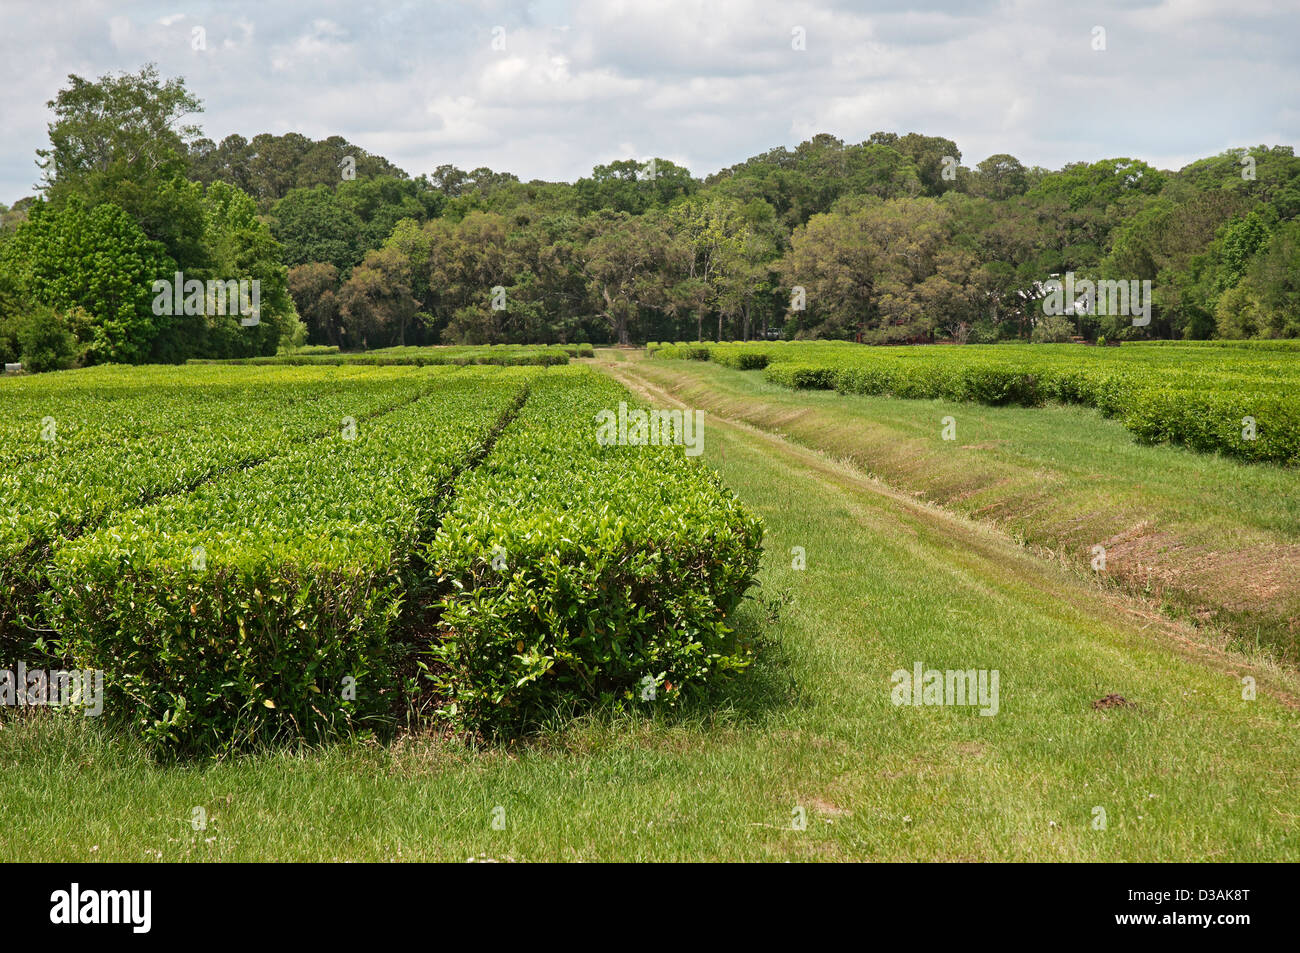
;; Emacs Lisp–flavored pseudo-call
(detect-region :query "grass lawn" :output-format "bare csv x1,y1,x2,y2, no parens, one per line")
2,355,1297,861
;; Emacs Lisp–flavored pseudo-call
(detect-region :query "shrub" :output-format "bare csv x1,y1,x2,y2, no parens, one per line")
421,369,763,733
833,365,895,396
0,320,18,365
2,366,437,659
956,363,1043,406
50,371,528,754
663,340,1298,466
764,363,837,389
15,306,77,373
1123,389,1299,465
1031,315,1074,343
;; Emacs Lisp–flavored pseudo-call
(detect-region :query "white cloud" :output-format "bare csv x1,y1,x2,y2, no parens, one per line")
0,0,1296,202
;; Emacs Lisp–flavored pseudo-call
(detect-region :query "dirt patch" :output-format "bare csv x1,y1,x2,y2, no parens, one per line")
1091,693,1136,711
807,797,851,818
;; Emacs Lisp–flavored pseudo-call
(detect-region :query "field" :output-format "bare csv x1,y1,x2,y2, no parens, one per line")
2,343,1299,861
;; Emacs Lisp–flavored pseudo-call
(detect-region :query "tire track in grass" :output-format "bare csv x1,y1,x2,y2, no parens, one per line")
625,355,1300,662
598,361,1300,860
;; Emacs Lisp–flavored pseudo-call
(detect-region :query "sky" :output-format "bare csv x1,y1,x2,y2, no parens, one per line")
2,0,1297,203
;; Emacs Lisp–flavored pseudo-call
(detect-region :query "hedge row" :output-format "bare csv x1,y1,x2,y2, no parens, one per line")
1141,339,1300,352
0,364,400,468
49,370,530,754
1124,388,1300,464
0,366,436,656
25,365,764,753
657,341,1300,466
191,343,593,367
420,368,764,734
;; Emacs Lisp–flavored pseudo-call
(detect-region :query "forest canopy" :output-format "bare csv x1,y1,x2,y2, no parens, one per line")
3,65,1298,370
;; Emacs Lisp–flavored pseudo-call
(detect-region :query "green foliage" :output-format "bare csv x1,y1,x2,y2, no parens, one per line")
763,362,838,389
189,132,414,208
1031,314,1074,343
270,185,365,271
192,344,572,367
13,305,77,372
1215,220,1300,339
38,65,202,195
168,181,294,361
38,66,207,267
49,370,526,754
19,61,1300,352
4,364,765,753
780,195,964,340
1176,146,1300,219
1124,388,1299,465
707,134,930,231
1216,211,1272,292
1,198,175,363
658,341,1300,465
287,262,343,346
575,159,697,215
969,154,1030,200
421,369,763,733
0,365,435,658
1029,158,1166,210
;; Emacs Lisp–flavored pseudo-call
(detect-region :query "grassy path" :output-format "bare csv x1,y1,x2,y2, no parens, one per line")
0,359,1297,860
612,351,1300,661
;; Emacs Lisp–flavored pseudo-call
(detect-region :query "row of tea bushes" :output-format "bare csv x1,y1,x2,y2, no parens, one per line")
49,370,530,754
422,368,764,734
18,364,764,754
656,342,1300,465
0,364,414,468
1123,387,1300,465
1141,339,1300,352
192,343,593,367
0,366,438,655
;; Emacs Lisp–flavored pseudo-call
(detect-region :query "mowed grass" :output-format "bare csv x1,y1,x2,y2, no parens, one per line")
619,351,1300,661
2,363,1298,860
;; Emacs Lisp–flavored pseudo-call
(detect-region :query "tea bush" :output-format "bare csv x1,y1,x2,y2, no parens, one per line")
1,365,435,656
656,341,1300,465
50,371,528,754
421,368,764,733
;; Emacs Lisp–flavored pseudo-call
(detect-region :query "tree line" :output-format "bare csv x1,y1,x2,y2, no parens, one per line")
2,65,1298,371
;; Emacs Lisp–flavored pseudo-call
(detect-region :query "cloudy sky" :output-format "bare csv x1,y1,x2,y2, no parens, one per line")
2,0,1297,203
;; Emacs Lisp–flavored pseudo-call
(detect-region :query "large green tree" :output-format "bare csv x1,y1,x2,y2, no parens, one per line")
582,212,681,346
1,198,175,363
270,186,364,271
38,65,207,268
